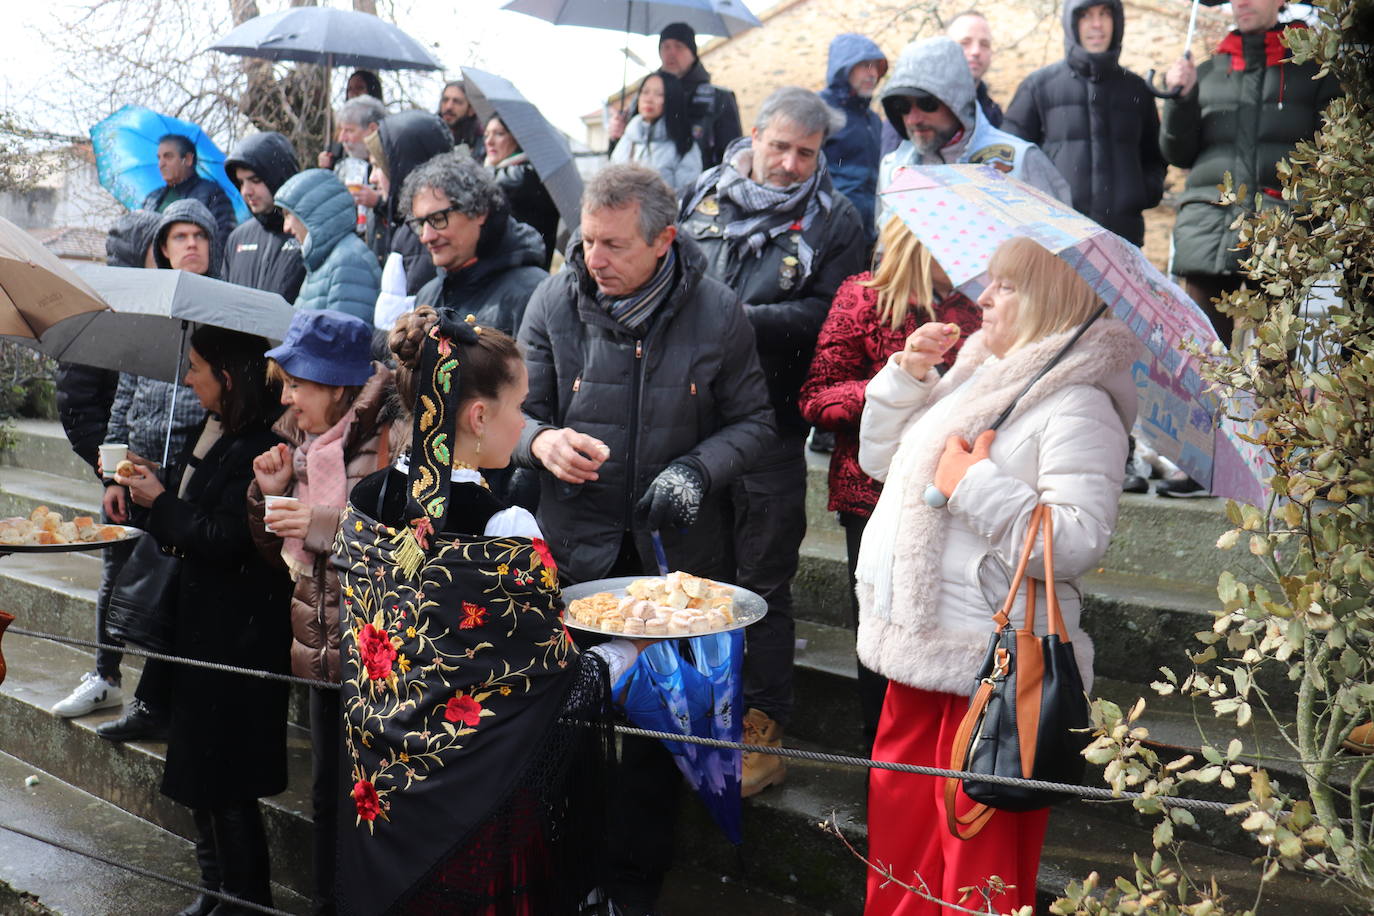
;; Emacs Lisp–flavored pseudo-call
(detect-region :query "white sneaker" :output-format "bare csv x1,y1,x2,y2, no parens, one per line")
51,672,123,718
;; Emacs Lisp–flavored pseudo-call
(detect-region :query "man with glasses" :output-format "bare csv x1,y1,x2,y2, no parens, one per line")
404,152,548,338
876,36,1070,228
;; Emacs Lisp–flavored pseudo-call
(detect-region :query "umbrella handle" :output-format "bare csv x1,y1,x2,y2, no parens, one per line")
1145,68,1183,100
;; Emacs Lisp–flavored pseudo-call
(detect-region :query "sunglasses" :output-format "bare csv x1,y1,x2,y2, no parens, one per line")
889,93,943,116
406,203,463,235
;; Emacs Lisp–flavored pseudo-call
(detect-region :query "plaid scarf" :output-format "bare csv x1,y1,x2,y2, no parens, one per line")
596,245,678,332
686,136,832,283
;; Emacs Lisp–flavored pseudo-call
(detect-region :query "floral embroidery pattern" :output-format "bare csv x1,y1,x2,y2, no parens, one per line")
335,504,577,835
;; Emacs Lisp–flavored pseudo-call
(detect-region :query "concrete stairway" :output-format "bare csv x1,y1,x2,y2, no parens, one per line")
0,419,1358,914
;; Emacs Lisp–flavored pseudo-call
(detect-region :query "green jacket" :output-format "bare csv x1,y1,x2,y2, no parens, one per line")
1161,24,1339,277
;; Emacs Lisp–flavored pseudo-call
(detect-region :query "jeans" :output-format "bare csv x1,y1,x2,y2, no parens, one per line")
94,505,142,681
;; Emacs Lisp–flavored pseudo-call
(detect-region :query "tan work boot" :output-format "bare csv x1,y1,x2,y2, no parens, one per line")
741,707,786,797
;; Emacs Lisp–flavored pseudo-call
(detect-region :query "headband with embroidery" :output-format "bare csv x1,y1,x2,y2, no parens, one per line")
404,310,481,552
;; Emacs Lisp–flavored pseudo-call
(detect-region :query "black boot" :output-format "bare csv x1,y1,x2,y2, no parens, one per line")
174,808,221,916
206,801,273,915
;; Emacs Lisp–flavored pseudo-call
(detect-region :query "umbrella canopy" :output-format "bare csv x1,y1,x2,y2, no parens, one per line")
502,0,761,37
0,217,108,339
90,105,250,224
880,164,1269,505
14,265,294,383
461,67,585,230
209,7,442,71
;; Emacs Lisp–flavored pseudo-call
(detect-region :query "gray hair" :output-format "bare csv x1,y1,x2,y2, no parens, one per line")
401,151,505,219
582,163,678,244
754,86,845,140
339,94,387,128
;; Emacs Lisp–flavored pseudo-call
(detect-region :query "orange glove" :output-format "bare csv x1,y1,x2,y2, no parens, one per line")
934,430,996,499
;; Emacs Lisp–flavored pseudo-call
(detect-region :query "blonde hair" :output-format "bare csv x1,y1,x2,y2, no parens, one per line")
862,215,936,330
986,236,1103,353
265,360,362,427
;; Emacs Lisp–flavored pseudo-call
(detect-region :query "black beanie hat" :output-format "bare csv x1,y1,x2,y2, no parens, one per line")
659,22,698,59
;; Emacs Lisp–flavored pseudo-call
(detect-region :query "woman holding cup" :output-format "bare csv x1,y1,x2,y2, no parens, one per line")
246,308,395,916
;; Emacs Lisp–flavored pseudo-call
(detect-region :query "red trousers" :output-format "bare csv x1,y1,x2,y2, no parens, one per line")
865,683,1050,916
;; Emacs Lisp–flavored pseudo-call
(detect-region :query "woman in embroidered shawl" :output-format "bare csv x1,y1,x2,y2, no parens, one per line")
114,326,291,916
246,308,395,916
854,237,1139,915
334,306,639,915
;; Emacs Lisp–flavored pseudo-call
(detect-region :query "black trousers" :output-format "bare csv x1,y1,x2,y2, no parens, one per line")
839,511,890,751
94,504,145,680
726,434,808,728
310,686,341,915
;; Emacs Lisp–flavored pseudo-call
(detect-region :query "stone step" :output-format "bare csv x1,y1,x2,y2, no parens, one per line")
1,419,100,485
0,465,105,523
0,749,311,916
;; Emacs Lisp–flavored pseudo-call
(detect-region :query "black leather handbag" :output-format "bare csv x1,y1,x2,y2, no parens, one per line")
945,504,1091,840
106,534,181,654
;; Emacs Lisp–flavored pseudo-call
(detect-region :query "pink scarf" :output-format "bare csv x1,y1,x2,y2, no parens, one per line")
282,409,355,579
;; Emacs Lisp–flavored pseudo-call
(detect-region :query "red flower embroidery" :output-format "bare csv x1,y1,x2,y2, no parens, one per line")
358,624,397,680
353,779,381,821
444,694,483,727
459,601,488,629
531,538,557,574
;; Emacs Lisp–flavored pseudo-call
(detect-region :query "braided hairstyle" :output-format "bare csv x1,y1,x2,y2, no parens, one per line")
387,305,522,424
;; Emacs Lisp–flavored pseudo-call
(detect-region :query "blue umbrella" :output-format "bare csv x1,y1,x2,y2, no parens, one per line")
89,106,249,223
615,629,745,844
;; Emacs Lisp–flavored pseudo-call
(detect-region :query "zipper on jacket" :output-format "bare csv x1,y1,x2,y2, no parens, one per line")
624,339,645,532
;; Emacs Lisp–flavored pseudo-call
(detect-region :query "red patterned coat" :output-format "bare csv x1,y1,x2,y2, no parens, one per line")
798,273,981,517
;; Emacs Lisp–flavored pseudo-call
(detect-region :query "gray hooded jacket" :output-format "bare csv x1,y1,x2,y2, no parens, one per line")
876,37,1071,227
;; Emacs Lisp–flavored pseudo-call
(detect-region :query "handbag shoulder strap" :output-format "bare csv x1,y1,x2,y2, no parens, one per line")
993,504,1046,631
945,671,1002,841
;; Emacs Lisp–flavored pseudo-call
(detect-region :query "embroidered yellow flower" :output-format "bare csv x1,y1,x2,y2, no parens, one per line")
397,654,411,674
540,567,557,590
399,751,410,763
497,563,509,576
406,626,416,639
499,686,512,696
345,586,354,598
355,520,364,532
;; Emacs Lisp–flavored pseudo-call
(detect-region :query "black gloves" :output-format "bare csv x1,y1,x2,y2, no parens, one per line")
635,462,705,530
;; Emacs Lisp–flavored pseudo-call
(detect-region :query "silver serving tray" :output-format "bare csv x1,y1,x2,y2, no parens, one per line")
561,575,768,639
0,525,144,553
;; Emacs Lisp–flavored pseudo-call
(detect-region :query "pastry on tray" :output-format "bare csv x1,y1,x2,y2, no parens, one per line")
566,571,736,635
0,507,125,546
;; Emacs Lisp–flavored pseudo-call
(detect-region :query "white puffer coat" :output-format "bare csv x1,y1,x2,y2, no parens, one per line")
610,114,704,195
855,320,1139,696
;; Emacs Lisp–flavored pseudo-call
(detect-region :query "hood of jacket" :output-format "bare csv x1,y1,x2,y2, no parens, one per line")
274,169,359,270
826,33,888,102
106,209,163,267
1063,0,1124,80
151,199,222,276
447,214,544,287
224,132,299,232
377,110,454,223
880,36,976,140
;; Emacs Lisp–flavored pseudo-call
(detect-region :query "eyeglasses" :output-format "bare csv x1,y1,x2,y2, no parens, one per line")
889,93,943,116
406,204,463,235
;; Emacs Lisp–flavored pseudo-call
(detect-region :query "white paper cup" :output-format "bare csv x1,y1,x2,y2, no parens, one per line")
263,495,301,534
99,444,128,477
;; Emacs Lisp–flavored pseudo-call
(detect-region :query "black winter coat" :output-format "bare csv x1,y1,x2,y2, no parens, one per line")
680,60,743,168
515,234,776,583
221,132,306,299
679,172,867,436
148,420,293,808
492,159,560,269
1161,23,1339,277
1002,0,1165,246
143,174,237,243
414,216,548,336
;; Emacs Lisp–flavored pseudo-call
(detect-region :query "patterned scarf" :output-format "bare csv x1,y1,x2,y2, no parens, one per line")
595,245,678,332
686,135,833,283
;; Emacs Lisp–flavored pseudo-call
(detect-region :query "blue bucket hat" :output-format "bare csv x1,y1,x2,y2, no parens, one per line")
265,309,374,386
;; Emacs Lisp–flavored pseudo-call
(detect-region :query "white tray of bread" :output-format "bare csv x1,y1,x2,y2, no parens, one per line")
562,571,767,639
0,506,141,552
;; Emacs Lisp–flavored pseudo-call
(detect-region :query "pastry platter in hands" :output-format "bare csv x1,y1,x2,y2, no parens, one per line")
562,570,767,639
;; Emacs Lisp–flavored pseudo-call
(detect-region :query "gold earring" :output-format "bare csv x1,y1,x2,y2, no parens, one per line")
475,435,482,455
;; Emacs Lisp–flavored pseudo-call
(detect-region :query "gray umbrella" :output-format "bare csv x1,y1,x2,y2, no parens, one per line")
28,266,295,383
461,67,585,230
209,7,443,71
